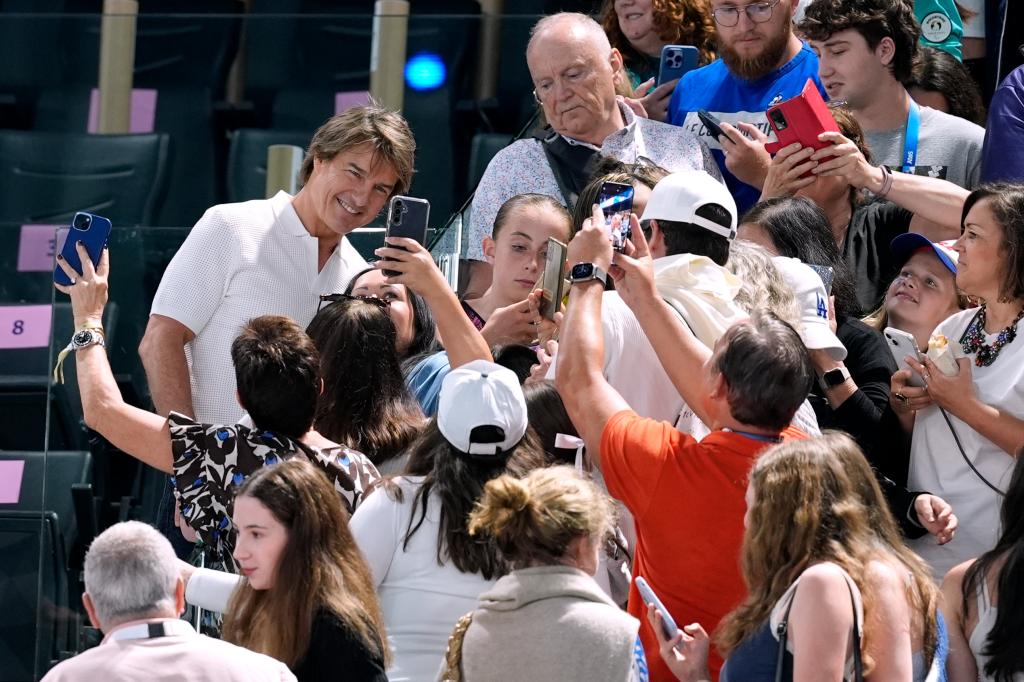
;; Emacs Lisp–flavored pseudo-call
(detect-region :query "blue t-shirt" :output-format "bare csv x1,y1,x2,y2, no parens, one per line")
667,44,826,215
406,350,451,416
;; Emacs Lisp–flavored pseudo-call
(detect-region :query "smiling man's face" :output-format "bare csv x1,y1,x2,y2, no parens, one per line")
306,142,398,237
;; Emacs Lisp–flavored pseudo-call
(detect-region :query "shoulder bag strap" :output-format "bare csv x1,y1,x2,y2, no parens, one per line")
439,611,475,682
774,576,864,682
845,578,864,682
534,127,601,210
774,585,798,682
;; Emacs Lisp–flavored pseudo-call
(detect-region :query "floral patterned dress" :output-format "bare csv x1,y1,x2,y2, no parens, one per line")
169,412,380,572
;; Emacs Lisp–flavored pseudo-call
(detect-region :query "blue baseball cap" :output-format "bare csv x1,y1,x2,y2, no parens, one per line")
890,233,958,275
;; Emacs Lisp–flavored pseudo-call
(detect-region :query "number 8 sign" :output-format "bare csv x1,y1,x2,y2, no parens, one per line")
0,305,52,349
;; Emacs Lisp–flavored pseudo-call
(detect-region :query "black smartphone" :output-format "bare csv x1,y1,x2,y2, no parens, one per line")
382,195,430,278
53,212,112,286
597,181,634,252
657,45,699,86
539,237,567,321
697,109,733,144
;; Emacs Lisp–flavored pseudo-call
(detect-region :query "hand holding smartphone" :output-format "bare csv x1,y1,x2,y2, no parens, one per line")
634,576,679,640
697,109,734,145
657,45,699,86
53,212,112,286
382,195,430,278
597,181,634,252
884,327,926,387
763,79,839,156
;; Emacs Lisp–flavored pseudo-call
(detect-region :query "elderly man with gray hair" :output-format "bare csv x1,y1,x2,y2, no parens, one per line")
42,521,294,682
463,11,721,296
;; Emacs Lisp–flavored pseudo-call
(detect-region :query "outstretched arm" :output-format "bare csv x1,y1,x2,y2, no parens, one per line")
375,238,492,368
811,131,967,242
555,215,630,469
56,244,173,473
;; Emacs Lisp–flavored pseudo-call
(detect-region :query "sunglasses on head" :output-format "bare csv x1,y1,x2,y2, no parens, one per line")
316,293,391,314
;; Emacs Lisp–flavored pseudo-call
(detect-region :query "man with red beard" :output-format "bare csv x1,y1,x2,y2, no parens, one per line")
667,0,825,214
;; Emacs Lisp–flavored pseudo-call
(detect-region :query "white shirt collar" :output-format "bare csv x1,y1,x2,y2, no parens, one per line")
104,618,196,645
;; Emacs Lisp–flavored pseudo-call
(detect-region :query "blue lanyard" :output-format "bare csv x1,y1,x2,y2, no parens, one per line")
725,429,782,444
901,100,920,173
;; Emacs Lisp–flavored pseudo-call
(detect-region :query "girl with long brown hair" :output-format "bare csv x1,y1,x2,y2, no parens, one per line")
221,458,389,682
647,433,943,681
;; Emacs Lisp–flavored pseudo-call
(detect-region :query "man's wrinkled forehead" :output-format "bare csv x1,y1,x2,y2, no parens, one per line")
527,17,609,60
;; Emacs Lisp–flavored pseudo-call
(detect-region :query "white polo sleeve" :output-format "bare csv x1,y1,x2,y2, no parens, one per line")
151,206,241,335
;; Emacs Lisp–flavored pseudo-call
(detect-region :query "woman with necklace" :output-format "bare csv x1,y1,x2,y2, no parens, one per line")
891,184,1024,578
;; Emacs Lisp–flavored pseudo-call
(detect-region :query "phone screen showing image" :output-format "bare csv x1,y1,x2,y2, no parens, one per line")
597,182,634,251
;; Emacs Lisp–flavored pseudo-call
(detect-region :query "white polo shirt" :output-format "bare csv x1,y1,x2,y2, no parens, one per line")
151,191,368,424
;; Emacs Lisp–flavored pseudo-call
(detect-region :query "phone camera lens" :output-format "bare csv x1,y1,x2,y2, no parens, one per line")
769,109,788,131
73,213,92,231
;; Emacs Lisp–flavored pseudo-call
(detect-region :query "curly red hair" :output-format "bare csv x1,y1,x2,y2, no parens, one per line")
601,0,716,73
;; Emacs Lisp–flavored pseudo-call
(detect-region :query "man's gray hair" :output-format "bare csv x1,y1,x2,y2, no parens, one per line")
84,521,180,627
527,12,612,55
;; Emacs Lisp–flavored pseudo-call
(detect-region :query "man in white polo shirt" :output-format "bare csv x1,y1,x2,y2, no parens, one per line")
140,105,414,425
138,105,415,553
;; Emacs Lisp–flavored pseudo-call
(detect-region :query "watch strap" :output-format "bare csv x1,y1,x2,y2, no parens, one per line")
53,328,105,385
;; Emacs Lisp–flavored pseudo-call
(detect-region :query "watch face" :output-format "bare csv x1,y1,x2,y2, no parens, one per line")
823,368,846,386
570,263,595,280
73,330,93,345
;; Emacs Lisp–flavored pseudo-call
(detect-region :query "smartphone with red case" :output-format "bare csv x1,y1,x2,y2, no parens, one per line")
763,79,839,155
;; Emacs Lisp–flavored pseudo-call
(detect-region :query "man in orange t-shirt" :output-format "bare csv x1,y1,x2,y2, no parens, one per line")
556,209,814,681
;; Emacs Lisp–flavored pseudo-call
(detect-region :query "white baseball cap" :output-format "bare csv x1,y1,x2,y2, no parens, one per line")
639,170,738,240
437,360,529,458
772,256,847,361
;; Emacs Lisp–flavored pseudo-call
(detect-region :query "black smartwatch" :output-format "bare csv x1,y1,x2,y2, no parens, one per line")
568,262,608,286
821,366,851,389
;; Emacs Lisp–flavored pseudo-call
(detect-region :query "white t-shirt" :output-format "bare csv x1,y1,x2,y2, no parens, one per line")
908,308,1023,578
350,477,497,682
151,191,368,423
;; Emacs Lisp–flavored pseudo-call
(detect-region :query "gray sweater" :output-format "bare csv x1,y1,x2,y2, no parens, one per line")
458,565,641,682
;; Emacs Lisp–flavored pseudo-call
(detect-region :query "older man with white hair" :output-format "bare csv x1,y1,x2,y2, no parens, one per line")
41,521,294,682
464,12,720,295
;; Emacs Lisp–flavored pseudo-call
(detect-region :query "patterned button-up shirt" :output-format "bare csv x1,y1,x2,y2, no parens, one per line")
467,100,722,261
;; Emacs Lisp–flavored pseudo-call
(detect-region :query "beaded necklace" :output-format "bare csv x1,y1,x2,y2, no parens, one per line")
960,304,1024,367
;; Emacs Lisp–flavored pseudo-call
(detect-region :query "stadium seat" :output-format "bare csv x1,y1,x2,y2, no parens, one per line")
0,130,170,226
0,449,92,680
33,1,244,227
227,128,311,203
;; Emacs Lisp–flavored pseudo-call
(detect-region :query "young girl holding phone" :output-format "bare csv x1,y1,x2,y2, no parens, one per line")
463,194,570,346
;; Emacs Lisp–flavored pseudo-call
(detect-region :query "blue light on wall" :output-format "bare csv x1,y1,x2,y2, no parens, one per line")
405,53,446,91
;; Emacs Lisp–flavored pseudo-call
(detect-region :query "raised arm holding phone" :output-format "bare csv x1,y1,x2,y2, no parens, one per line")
556,200,814,680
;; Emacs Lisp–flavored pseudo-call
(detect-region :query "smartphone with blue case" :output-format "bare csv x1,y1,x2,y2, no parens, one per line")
53,212,112,286
657,45,699,86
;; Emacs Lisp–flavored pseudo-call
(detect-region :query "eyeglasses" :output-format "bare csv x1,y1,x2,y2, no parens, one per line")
711,0,782,27
316,293,391,314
